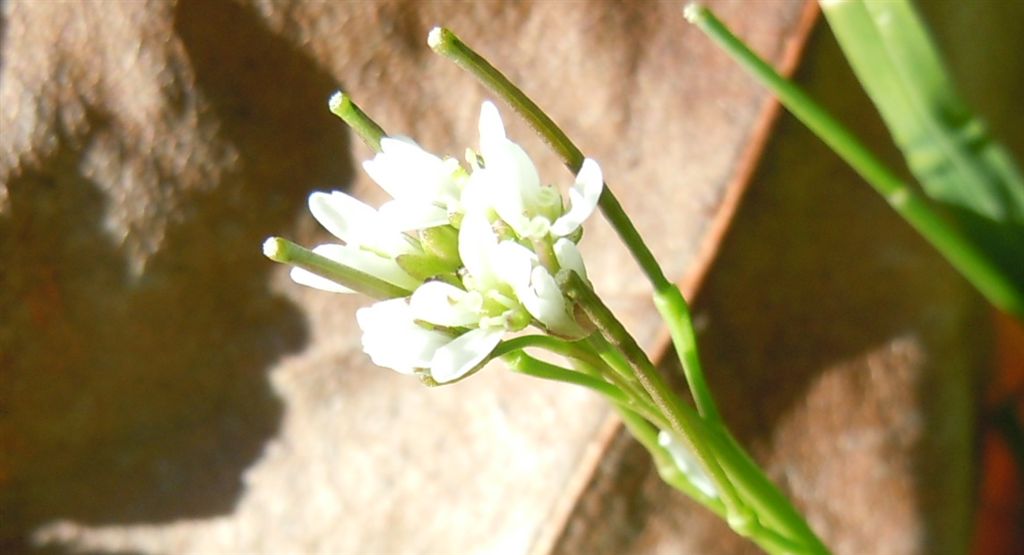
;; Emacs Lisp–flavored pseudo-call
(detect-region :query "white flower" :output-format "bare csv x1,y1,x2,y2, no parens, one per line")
289,192,420,293
456,212,580,335
357,296,503,383
473,101,604,239
457,211,533,296
363,137,464,230
356,298,451,375
274,99,605,383
658,431,718,499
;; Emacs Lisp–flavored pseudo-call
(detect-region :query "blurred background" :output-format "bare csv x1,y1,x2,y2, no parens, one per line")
1,1,1021,553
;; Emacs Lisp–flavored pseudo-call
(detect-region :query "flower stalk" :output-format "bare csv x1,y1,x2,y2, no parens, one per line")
558,271,746,517
265,23,833,553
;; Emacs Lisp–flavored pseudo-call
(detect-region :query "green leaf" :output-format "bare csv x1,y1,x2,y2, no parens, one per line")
821,0,1024,284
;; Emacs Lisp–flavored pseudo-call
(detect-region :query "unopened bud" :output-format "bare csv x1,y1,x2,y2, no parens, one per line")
418,225,461,267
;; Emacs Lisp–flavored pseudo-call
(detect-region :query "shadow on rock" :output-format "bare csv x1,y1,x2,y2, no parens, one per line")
1,0,353,550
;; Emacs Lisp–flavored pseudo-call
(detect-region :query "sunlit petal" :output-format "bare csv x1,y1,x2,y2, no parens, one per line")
357,299,451,374
308,190,378,244
478,101,507,154
551,158,603,237
430,327,504,383
379,199,449,231
410,281,482,327
553,238,588,282
458,212,497,282
519,266,581,336
493,240,536,291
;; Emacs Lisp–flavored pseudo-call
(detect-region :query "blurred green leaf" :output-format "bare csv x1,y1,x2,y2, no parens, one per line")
821,0,1024,284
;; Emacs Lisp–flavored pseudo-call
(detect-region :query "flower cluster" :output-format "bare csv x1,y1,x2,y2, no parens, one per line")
271,100,603,384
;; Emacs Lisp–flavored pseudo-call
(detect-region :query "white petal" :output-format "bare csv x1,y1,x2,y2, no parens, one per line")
379,199,449,231
519,266,581,336
551,158,603,236
363,137,453,201
315,244,420,291
553,238,588,282
477,102,543,237
458,212,498,282
518,266,564,323
478,101,507,153
658,431,718,499
288,267,354,293
486,165,529,236
493,240,536,292
410,281,482,327
486,143,543,237
429,327,504,383
308,190,414,256
460,170,494,216
308,191,378,244
357,299,451,374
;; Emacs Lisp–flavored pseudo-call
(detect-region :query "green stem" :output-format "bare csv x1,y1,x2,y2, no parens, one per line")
428,27,672,294
617,406,727,514
565,272,829,553
493,335,597,366
497,336,667,427
329,91,386,152
583,334,656,410
684,3,1024,319
710,429,830,554
653,286,723,427
558,272,746,517
502,350,631,408
262,237,411,299
619,410,810,555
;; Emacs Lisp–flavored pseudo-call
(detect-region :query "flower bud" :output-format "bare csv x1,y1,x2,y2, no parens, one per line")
418,225,461,267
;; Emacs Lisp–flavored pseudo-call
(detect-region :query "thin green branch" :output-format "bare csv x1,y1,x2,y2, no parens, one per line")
558,271,746,516
684,3,1024,318
262,237,411,299
428,27,673,294
502,350,630,406
494,334,603,370
329,91,386,152
497,335,667,427
654,286,723,427
564,272,829,553
616,406,728,514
